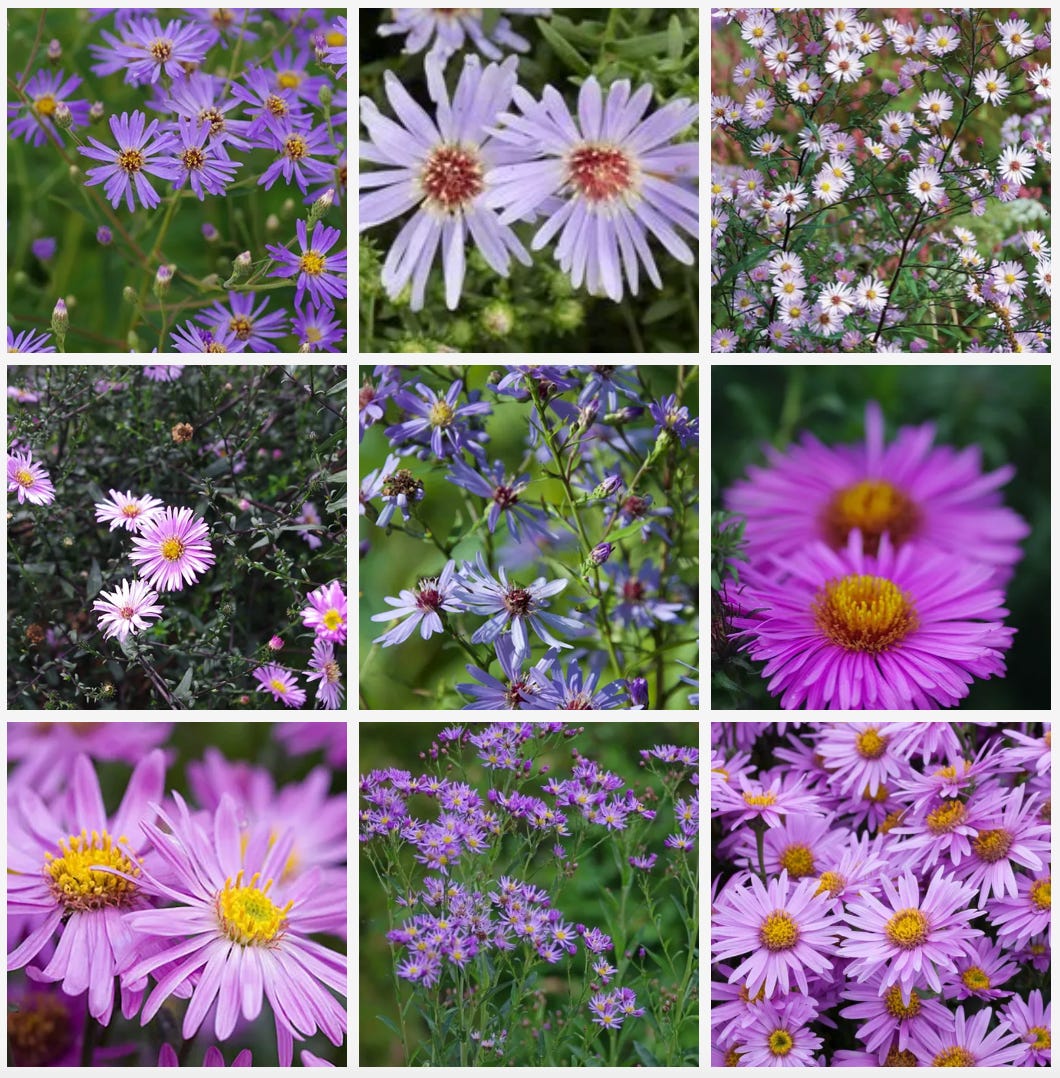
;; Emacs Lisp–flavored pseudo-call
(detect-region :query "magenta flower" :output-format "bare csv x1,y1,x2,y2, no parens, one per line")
252,663,307,708
303,580,348,644
117,794,346,1066
999,989,1051,1066
8,751,165,1024
740,996,823,1067
93,578,165,642
129,507,215,592
912,1004,1026,1066
813,722,917,797
159,1043,252,1067
266,219,347,309
93,489,165,532
7,448,56,505
143,365,184,381
274,722,346,767
78,110,177,212
306,639,344,709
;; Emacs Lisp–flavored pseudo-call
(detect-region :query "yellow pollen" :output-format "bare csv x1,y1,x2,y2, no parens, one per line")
322,608,343,631
885,908,929,949
269,678,288,694
160,537,185,561
960,966,990,990
266,94,288,116
1045,730,1052,748
299,250,326,276
986,81,998,93
206,342,227,353
284,134,308,160
1030,877,1050,910
230,316,253,341
815,870,846,897
323,659,341,683
742,791,777,807
724,1046,743,1067
118,148,145,174
934,1046,976,1066
768,1029,794,1056
778,844,815,878
823,479,920,553
972,828,1013,864
278,71,301,89
737,984,767,1004
883,984,922,1019
863,782,890,802
855,727,889,760
325,30,345,46
44,829,140,911
759,910,799,952
182,147,206,171
813,574,918,653
34,94,57,116
1028,1026,1050,1050
926,799,967,833
14,468,34,487
428,399,455,428
121,503,141,517
8,992,74,1067
216,871,292,945
886,1048,918,1066
880,809,905,834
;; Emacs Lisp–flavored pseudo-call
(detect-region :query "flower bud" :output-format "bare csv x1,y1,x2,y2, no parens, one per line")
201,222,219,242
224,250,253,287
122,285,139,306
554,298,583,332
89,101,104,121
481,300,514,337
265,213,280,233
53,102,72,130
152,263,174,298
627,676,649,708
591,474,623,499
308,188,334,226
96,226,112,246
282,198,295,216
318,83,333,107
589,541,613,566
47,38,62,61
268,635,284,651
126,330,141,351
50,297,68,341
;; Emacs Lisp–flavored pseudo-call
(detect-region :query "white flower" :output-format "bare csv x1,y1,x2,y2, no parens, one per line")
974,67,1011,106
824,46,864,83
786,68,822,104
817,282,856,315
740,10,776,49
811,306,845,336
763,37,802,76
997,146,1036,182
918,90,954,125
848,20,882,55
774,182,809,214
855,276,890,312
823,7,858,45
925,26,959,57
907,165,945,205
995,18,1034,58
1028,63,1052,100
1034,259,1052,296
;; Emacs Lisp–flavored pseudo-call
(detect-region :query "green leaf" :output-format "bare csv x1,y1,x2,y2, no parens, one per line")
327,470,347,484
249,535,270,550
667,15,684,61
612,31,671,60
326,378,347,397
536,17,591,74
375,1013,402,1037
86,559,102,601
643,296,684,324
634,1041,660,1067
173,667,194,702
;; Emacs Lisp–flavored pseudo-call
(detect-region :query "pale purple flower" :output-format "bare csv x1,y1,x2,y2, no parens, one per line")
371,560,465,646
252,663,307,708
93,489,165,532
78,110,177,211
457,634,558,709
8,448,56,505
445,457,552,542
305,639,344,709
129,507,215,592
92,578,165,642
385,378,491,459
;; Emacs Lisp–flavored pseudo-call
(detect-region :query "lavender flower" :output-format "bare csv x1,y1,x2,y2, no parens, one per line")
89,16,212,85
386,378,491,459
156,117,241,199
457,635,558,710
163,71,254,152
258,119,336,194
78,110,177,212
377,8,544,66
371,561,465,646
377,466,425,527
649,394,699,448
360,369,399,437
196,292,288,351
527,655,633,710
266,220,347,308
446,457,552,543
8,68,90,146
606,559,684,629
360,451,401,516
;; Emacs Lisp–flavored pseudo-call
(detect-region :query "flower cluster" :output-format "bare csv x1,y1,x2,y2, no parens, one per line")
711,8,1051,353
711,721,1051,1067
720,400,1027,709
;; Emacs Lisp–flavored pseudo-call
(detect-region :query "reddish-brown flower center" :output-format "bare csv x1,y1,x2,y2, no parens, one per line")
568,142,635,203
503,586,533,616
622,579,646,603
493,485,518,509
421,144,484,212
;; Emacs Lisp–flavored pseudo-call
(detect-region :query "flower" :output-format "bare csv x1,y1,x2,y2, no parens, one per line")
305,639,344,709
648,394,699,448
143,365,184,381
303,580,348,644
162,69,254,151
322,16,347,76
274,722,346,768
855,275,889,311
814,722,916,797
732,531,1015,709
918,89,954,125
911,1004,1026,1066
838,971,955,1057
265,219,347,308
712,773,825,829
257,119,337,194
8,326,56,352
925,25,959,56
295,502,323,550
786,68,822,104
712,869,839,997
840,868,983,1003
8,68,90,146
445,458,552,542
974,67,1011,106
252,663,307,707
197,293,289,351
78,110,177,211
995,17,1034,58
385,377,491,459
129,506,215,592
93,489,165,532
527,655,632,710
156,116,241,199
89,16,211,85
92,578,164,642
740,996,824,1067
170,323,245,353
371,561,464,646
8,448,56,505
604,559,684,629
997,146,1035,183
377,8,538,66
724,400,1029,579
999,989,1051,1065
907,164,945,205
7,751,165,1024
115,794,346,1066
292,302,344,352
359,55,531,311
485,74,698,302
159,1044,253,1067
457,635,557,710
824,46,864,83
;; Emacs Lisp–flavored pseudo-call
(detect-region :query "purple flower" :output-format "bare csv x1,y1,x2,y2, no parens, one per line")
457,551,586,657
323,16,347,76
258,119,336,193
359,55,532,311
267,45,331,105
371,560,465,646
604,559,684,629
8,448,56,505
9,68,90,146
266,219,347,308
197,292,288,351
305,638,344,709
31,237,57,261
293,301,345,352
629,852,658,870
78,110,177,212
582,927,613,954
386,378,491,459
527,655,633,710
163,71,254,152
649,394,699,448
446,457,552,543
155,117,241,199
228,67,309,140
143,364,184,382
457,635,558,710
360,451,401,516
613,491,673,543
89,16,212,85
486,76,698,300
378,9,537,66
170,322,245,353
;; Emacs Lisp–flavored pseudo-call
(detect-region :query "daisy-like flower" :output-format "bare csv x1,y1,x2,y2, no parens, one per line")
823,8,857,45
1027,63,1052,99
385,377,490,459
849,20,883,55
762,37,802,77
129,507,215,592
773,182,809,214
712,773,826,829
821,155,853,187
732,530,1015,709
779,298,809,328
93,489,165,532
974,67,1011,106
995,17,1034,59
302,580,348,644
1033,258,1051,297
855,275,889,311
115,794,345,1065
322,15,347,76
156,116,241,199
446,458,551,543
742,90,775,128
740,996,824,1067
887,20,927,55
925,25,959,56
991,260,1028,297
912,1004,1027,1066
486,74,698,302
919,89,954,125
8,68,90,146
89,16,211,85
163,70,254,153
907,164,945,205
8,751,165,1024
197,292,288,351
732,56,759,87
292,301,344,352
169,323,244,353
818,281,856,315
457,634,556,710
377,7,541,66
143,365,184,381
824,46,864,84
814,722,916,797
526,655,631,710
811,305,845,335
740,10,776,49
92,578,164,642
8,448,56,505
841,867,984,1003
711,327,737,352
839,970,957,1057
371,561,465,646
999,989,1051,1065
258,118,336,194
360,55,531,311
944,935,1021,1001
812,174,843,206
879,110,913,148
786,67,822,104
77,110,177,212
997,145,1035,182
252,663,307,707
305,639,344,709
772,273,805,303
724,399,1029,576
712,869,839,997
266,219,347,309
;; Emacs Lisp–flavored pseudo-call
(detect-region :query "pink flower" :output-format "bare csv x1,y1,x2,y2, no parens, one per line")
305,639,344,709
93,578,165,641
129,507,215,592
302,580,347,644
252,663,307,708
93,489,165,532
7,449,55,506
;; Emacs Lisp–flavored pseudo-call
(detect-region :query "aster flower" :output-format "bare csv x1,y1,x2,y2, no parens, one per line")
486,74,698,302
8,385,41,403
813,722,916,797
925,25,959,56
385,378,491,459
258,119,337,194
322,16,347,76
648,394,699,448
92,578,165,642
457,634,557,710
8,68,90,146
229,66,308,139
604,559,684,629
296,501,323,550
999,989,1051,1065
143,365,184,381
1002,725,1051,775
159,1044,252,1067
907,164,945,205
170,322,245,353
93,489,165,532
265,219,347,308
252,663,308,707
8,448,56,505
115,793,346,1066
89,16,212,85
360,55,531,311
8,751,165,1024
163,71,254,152
712,773,826,829
78,110,177,212
997,145,1035,183
371,561,465,646
267,45,330,106
377,8,543,66
838,970,956,1057
445,457,552,543
840,867,983,1003
944,935,1021,1001
293,301,344,352
197,292,288,351
740,996,824,1067
129,506,215,592
156,116,241,199
302,580,348,644
974,67,1011,106
919,89,954,125
305,639,344,709
724,400,1029,579
8,326,56,353
527,654,632,710
995,17,1034,58
824,46,865,83
912,1004,1026,1066
274,722,346,768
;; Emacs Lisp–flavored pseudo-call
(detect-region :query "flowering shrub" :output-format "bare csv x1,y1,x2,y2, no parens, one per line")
360,721,698,1066
710,8,1051,353
359,364,699,710
7,719,347,1066
7,9,346,353
359,8,700,353
8,364,347,709
711,720,1051,1067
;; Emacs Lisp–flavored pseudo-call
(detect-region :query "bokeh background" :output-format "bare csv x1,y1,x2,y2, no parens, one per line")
711,364,1050,709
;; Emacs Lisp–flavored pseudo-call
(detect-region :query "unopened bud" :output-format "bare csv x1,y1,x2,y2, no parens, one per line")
265,213,280,233
122,286,140,307
591,474,623,499
627,676,649,708
267,635,284,651
282,198,295,216
47,38,62,61
589,541,613,566
318,82,333,107
480,300,514,337
312,32,328,62
89,101,104,121
126,330,141,351
604,406,644,424
153,263,174,298
96,226,112,246
68,164,81,180
574,401,598,433
201,222,219,242
197,273,223,291
298,340,312,353
51,298,68,339
13,270,29,288
224,250,253,287
307,188,334,226
554,298,583,331
53,102,72,130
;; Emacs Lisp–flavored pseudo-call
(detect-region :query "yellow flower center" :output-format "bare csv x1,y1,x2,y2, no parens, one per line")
121,503,141,517
277,71,301,89
986,81,997,93
216,871,292,945
813,574,918,653
284,134,308,160
961,966,990,990
855,727,889,759
1029,1026,1050,1050
724,1046,743,1067
322,608,343,631
815,870,846,897
926,799,967,833
743,791,776,807
768,1029,794,1056
119,605,135,619
428,400,455,428
35,94,57,116
14,468,34,487
43,829,140,911
7,992,74,1067
885,908,929,949
160,537,185,561
299,250,326,276
886,1048,918,1066
972,827,1013,863
118,148,145,174
1030,877,1051,910
778,844,815,878
823,478,920,553
325,30,345,47
934,1047,976,1066
759,910,799,952
269,678,288,694
883,985,922,1019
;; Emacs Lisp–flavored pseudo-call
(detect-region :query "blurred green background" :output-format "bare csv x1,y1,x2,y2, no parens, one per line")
711,365,1050,709
358,720,699,1066
7,9,345,352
